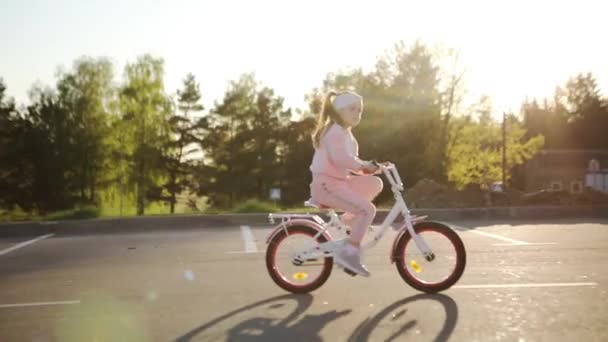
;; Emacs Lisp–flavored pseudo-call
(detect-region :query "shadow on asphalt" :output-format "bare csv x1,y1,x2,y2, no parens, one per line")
174,294,337,342
347,293,458,342
175,293,458,342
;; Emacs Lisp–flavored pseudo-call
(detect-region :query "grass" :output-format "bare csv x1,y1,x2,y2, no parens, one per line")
0,206,101,222
46,206,101,220
0,198,385,223
0,207,37,222
232,199,279,213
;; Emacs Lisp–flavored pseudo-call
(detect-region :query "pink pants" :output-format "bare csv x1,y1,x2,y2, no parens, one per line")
310,174,383,243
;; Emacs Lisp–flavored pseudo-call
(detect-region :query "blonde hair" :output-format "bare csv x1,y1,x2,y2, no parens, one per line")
311,91,349,148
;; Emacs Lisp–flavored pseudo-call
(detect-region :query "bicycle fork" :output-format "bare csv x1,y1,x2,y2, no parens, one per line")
404,217,436,262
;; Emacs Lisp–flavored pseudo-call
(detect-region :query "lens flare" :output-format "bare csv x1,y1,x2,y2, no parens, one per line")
184,270,195,281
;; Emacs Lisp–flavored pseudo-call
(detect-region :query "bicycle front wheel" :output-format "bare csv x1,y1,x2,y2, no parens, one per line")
394,221,466,293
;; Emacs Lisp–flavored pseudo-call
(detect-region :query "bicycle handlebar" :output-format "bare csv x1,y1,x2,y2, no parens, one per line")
371,160,404,191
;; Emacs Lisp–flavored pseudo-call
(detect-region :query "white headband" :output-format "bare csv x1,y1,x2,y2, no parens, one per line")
332,92,362,111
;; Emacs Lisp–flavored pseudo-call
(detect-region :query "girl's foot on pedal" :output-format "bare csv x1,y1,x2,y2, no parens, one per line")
334,241,370,277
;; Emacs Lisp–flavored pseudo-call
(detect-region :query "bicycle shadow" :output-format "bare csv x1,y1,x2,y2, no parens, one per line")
225,309,351,342
174,294,350,342
175,293,458,342
347,293,459,342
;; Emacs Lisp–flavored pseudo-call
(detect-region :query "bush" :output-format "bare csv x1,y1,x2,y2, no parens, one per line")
406,179,488,208
520,188,608,206
0,206,34,221
46,206,101,220
232,199,279,213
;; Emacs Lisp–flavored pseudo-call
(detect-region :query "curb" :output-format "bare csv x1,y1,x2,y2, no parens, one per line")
1,205,607,237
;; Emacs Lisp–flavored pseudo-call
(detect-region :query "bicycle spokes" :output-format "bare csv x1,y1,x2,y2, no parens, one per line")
402,231,458,285
269,230,331,290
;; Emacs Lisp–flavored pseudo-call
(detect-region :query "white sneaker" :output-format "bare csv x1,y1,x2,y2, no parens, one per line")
333,241,370,277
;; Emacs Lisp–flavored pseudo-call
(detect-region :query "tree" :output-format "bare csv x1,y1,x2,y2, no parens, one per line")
447,97,545,203
24,87,79,212
310,41,445,190
249,87,292,200
200,74,257,207
0,85,80,213
156,73,206,213
119,54,171,215
0,79,22,209
200,74,290,208
437,49,466,181
522,72,608,150
560,73,608,149
56,57,115,203
280,116,316,205
522,98,571,149
561,72,602,121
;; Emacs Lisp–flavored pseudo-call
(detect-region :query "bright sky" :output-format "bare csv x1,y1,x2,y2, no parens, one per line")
1,0,606,116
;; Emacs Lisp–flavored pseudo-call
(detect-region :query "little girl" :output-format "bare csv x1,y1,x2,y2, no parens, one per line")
309,90,383,277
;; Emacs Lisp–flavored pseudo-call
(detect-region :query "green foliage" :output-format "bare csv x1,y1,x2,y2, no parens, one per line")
0,79,26,209
0,206,33,222
3,41,608,216
299,41,450,205
1,85,81,213
523,72,608,150
233,199,279,213
46,206,101,220
200,73,291,208
447,98,545,190
55,57,115,204
155,73,207,213
118,54,172,215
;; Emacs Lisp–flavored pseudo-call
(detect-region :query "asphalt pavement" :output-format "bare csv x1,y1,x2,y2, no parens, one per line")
1,218,607,341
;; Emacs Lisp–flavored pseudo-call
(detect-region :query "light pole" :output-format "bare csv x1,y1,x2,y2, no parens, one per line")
502,111,507,190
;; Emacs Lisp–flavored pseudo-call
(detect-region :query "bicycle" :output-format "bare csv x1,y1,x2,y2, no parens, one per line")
265,162,466,294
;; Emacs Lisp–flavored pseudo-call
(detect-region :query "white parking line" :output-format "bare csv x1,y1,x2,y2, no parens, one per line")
456,226,556,246
0,234,54,256
225,250,263,254
0,300,80,309
464,229,529,245
240,225,258,253
452,282,598,289
493,242,558,247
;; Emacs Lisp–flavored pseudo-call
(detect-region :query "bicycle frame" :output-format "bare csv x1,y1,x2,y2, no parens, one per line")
267,163,434,261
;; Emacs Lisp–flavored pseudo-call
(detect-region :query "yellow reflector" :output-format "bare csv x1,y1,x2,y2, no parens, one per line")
293,272,308,280
410,260,422,273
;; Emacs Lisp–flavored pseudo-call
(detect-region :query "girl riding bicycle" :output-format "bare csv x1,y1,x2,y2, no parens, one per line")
309,90,383,277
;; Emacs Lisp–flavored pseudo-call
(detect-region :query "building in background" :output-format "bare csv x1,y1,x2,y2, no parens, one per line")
523,149,608,193
586,158,608,193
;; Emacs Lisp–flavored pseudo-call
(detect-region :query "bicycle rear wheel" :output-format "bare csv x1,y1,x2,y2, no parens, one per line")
266,225,333,294
394,221,466,293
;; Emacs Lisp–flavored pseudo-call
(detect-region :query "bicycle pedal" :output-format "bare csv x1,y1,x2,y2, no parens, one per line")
343,268,358,277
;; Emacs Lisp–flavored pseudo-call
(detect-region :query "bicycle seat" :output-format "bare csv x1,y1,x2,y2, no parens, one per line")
304,199,332,210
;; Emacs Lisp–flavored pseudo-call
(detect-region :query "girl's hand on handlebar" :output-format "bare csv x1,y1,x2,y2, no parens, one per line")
361,161,381,175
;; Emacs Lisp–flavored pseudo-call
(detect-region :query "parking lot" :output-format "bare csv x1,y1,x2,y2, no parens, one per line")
1,219,607,341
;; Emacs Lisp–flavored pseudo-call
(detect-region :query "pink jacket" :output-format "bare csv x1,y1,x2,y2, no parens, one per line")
310,123,367,180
